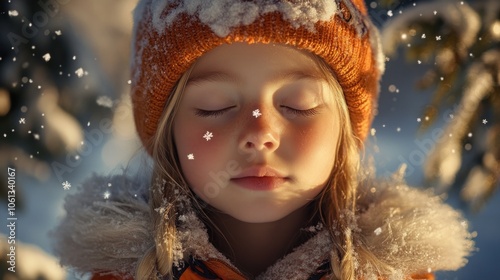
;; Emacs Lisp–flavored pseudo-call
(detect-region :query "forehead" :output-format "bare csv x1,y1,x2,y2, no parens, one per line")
189,43,325,82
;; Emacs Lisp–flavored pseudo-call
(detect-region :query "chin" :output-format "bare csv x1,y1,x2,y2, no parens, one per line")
227,207,295,224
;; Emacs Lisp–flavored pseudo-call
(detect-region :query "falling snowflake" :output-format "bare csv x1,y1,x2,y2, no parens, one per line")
421,34,426,39
203,131,213,141
96,96,113,108
75,68,86,78
252,109,262,118
62,181,71,190
436,36,441,41
374,227,383,236
42,53,51,62
19,118,25,124
482,119,488,124
103,191,111,199
187,154,194,160
8,10,19,17
55,30,62,36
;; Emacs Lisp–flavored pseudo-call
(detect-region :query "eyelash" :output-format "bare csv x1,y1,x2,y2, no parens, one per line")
195,107,234,117
195,106,319,117
282,106,319,117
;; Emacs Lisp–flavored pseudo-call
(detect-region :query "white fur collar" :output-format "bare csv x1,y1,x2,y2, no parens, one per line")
52,171,474,279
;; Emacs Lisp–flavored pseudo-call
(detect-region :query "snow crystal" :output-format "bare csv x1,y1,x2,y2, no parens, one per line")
103,191,111,199
8,10,18,17
96,96,113,108
252,109,262,118
203,131,213,141
374,227,382,235
55,30,62,36
387,10,393,17
62,181,71,190
148,0,337,37
43,53,51,62
187,153,194,160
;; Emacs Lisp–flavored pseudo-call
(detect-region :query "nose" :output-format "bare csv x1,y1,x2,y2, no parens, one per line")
238,109,280,153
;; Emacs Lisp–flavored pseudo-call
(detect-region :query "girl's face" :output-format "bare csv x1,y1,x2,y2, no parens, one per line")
173,43,341,223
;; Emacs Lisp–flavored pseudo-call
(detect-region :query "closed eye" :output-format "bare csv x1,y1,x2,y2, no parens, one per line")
281,106,320,117
195,106,236,117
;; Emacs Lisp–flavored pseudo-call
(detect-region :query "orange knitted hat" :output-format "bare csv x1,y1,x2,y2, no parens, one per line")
131,0,385,154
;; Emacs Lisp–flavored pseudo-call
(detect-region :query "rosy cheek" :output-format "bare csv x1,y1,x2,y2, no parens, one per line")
293,122,337,177
179,129,218,163
177,126,227,176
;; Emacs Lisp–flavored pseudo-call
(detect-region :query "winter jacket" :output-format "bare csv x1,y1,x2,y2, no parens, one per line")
53,171,473,280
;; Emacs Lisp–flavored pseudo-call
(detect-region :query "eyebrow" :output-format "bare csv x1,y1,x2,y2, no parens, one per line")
186,69,326,86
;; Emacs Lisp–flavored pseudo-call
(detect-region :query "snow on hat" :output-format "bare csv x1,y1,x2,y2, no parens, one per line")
131,0,385,154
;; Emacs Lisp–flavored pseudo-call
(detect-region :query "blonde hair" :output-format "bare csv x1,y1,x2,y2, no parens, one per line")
135,65,194,279
135,50,384,280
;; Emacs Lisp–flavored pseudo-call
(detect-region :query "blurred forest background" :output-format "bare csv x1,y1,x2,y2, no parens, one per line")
0,0,498,279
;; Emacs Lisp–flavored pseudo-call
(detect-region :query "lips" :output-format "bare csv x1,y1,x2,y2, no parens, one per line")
231,166,288,191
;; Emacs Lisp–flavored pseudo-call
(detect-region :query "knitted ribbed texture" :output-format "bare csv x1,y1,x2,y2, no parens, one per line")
131,0,384,154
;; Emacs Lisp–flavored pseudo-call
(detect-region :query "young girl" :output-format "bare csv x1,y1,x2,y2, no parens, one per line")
53,0,474,279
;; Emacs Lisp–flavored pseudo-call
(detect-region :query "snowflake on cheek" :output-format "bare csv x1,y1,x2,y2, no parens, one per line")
187,153,194,160
203,131,213,141
252,109,262,118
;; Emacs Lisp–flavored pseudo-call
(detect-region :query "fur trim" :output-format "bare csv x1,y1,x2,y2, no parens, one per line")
52,172,474,279
51,175,153,278
355,173,474,277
